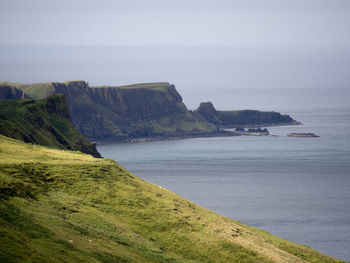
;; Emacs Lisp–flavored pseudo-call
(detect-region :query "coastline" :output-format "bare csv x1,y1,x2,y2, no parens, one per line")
94,121,301,145
94,129,238,145
219,120,302,129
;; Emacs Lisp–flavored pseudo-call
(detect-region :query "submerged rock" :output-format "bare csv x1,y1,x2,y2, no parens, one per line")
287,133,319,138
234,127,270,136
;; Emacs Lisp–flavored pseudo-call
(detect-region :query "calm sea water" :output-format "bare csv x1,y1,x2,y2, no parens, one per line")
98,108,350,262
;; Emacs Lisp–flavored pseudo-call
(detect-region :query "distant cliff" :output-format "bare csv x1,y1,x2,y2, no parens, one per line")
0,95,101,157
4,81,221,141
196,102,298,128
1,81,299,142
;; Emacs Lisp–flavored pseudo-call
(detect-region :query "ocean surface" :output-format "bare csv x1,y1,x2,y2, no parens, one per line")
98,108,350,262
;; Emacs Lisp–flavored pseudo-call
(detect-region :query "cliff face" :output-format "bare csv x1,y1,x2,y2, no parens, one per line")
217,109,296,126
15,81,218,141
196,102,222,125
0,95,101,157
196,101,297,127
0,85,29,100
2,81,298,142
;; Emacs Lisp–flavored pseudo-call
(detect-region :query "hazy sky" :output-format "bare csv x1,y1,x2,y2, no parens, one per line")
1,0,349,110
1,0,350,47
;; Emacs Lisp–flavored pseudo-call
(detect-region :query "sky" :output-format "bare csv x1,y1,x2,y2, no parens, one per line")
0,0,349,110
1,0,350,47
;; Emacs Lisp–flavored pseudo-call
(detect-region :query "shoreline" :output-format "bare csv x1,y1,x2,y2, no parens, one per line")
94,121,301,145
219,120,302,129
94,130,238,145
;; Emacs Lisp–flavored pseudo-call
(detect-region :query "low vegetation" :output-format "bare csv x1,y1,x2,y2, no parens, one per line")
0,135,344,262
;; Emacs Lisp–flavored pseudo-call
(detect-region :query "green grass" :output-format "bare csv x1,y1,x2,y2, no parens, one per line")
90,82,171,91
15,83,55,100
0,135,345,262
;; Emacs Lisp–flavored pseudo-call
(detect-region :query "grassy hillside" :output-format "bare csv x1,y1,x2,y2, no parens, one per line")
0,135,343,263
0,95,101,157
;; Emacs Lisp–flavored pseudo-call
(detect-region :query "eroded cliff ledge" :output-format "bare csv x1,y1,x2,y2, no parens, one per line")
196,101,299,128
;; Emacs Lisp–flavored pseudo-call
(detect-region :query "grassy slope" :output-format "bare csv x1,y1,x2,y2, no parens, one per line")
0,135,344,263
0,95,100,157
10,82,56,100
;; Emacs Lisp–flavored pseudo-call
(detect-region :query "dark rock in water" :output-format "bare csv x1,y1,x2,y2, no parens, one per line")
246,128,270,136
233,127,269,136
248,128,262,133
287,133,319,138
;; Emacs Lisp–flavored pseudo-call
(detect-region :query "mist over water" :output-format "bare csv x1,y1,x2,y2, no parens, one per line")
1,45,349,110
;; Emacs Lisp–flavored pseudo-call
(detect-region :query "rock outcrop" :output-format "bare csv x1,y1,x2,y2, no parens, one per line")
196,102,222,125
196,101,298,128
287,133,319,138
234,127,270,136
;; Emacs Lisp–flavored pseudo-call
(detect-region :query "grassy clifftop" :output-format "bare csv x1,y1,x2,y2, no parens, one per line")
0,135,343,263
90,82,172,90
0,95,101,157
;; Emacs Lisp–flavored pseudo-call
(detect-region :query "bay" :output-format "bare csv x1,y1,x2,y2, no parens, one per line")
98,108,350,262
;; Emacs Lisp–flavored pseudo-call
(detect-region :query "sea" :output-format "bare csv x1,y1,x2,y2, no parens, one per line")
98,108,350,262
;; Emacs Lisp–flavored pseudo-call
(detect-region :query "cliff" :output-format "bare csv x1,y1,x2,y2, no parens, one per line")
1,81,299,142
0,84,29,100
7,81,220,141
196,102,298,128
0,135,343,263
0,95,101,157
